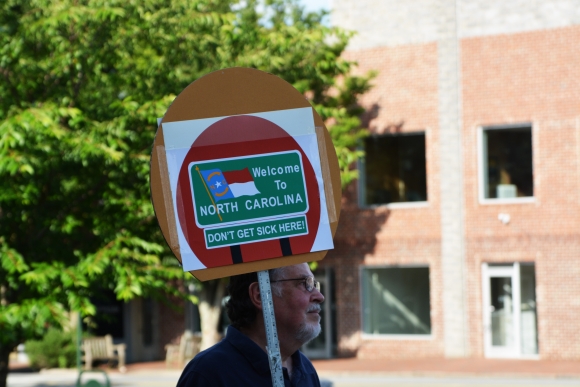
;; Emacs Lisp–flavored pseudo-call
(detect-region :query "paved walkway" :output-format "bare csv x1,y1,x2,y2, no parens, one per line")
13,357,580,378
120,357,580,378
9,357,580,387
310,358,580,378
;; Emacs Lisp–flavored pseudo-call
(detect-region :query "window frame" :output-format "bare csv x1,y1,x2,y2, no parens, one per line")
477,123,536,205
359,264,433,340
358,131,429,209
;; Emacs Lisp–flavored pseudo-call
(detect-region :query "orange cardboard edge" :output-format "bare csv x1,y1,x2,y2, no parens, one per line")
150,68,341,281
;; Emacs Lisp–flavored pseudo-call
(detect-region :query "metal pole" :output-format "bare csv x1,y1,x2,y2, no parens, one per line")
76,313,82,372
257,270,284,387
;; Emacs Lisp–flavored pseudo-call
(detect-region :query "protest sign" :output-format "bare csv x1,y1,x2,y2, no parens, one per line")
150,68,340,281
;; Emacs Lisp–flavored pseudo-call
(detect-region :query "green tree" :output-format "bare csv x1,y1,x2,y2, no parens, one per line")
0,0,373,384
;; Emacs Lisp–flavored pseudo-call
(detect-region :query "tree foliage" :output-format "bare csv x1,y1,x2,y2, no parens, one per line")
25,328,77,369
0,0,372,383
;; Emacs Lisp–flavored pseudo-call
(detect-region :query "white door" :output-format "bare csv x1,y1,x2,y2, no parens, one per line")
482,263,538,359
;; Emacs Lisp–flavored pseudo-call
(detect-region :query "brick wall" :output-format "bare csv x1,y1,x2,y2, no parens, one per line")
323,42,445,358
326,22,580,360
462,26,580,360
157,295,187,360
333,0,580,50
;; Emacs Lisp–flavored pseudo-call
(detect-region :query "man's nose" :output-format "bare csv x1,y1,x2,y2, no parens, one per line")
312,287,325,303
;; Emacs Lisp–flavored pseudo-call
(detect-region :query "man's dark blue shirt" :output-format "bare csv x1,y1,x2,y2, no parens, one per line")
176,325,321,387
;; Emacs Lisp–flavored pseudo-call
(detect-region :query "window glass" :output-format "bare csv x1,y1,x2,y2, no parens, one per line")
362,267,431,335
483,126,533,199
362,133,427,205
490,277,513,346
520,264,538,355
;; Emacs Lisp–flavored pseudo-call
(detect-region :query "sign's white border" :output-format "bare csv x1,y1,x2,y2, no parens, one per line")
162,107,333,271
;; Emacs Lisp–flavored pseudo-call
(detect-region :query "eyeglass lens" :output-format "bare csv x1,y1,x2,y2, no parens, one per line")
304,277,320,292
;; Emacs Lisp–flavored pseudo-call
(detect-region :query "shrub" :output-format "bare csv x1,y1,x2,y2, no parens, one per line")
25,328,77,369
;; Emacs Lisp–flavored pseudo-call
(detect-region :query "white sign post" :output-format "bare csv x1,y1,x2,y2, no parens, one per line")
257,270,284,387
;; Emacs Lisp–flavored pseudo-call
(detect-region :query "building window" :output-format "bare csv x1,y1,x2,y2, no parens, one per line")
481,125,533,200
362,267,431,335
360,132,427,206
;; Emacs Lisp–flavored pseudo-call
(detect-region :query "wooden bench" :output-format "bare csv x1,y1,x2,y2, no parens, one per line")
82,335,126,372
165,332,201,368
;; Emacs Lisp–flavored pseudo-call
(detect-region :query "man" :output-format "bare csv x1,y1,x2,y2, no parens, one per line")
177,263,324,386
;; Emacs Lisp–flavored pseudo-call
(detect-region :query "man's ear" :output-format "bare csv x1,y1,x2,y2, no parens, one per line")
248,282,262,311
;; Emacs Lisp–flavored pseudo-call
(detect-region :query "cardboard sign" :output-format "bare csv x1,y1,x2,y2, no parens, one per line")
150,68,341,281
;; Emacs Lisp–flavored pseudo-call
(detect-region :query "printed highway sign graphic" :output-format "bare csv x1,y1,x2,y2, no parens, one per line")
190,151,309,248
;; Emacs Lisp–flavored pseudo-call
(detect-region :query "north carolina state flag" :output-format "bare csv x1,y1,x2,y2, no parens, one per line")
200,167,260,202
222,167,260,197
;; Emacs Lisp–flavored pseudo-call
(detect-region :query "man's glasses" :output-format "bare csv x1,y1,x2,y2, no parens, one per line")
271,276,320,292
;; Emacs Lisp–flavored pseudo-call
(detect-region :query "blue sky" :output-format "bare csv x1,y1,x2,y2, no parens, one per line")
300,0,331,14
299,0,331,25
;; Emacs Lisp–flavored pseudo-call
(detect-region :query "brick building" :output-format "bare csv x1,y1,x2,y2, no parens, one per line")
311,0,580,360
98,1,580,364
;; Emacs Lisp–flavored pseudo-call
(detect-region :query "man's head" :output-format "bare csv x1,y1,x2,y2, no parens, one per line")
225,263,324,345
225,267,284,329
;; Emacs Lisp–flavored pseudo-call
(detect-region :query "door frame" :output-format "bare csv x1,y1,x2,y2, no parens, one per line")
482,263,519,358
482,262,539,359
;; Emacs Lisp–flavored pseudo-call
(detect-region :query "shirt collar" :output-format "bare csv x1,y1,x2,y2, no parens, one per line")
291,349,316,376
226,325,271,375
225,326,314,376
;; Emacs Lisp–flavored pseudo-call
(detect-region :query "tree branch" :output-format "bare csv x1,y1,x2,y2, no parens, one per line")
0,284,7,306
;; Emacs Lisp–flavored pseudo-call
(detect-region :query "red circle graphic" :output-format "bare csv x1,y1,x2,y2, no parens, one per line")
175,115,321,268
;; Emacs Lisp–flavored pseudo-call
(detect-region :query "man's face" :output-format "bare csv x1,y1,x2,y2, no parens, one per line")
272,263,325,345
